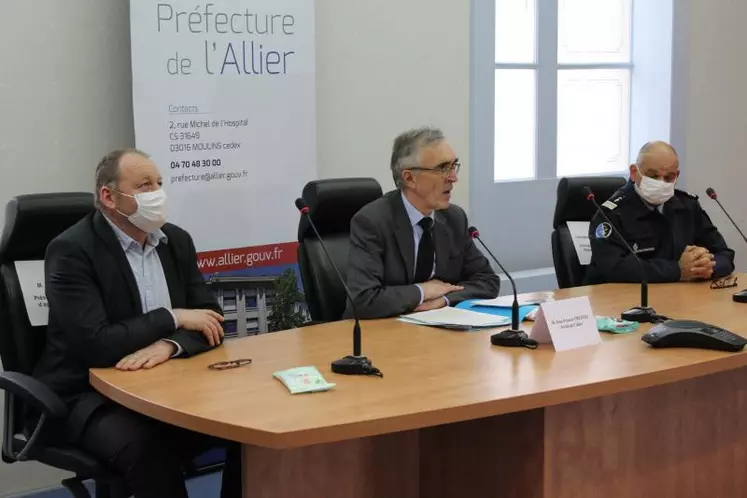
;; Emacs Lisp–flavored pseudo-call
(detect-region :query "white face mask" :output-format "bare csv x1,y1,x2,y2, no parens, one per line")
634,175,675,205
115,189,168,233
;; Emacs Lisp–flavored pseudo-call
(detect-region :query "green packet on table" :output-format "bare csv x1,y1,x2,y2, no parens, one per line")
273,366,336,394
596,316,640,334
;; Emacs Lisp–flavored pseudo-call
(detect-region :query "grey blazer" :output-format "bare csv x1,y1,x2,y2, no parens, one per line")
343,190,500,319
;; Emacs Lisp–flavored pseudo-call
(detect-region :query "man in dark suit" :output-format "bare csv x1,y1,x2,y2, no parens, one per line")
344,127,500,319
33,149,239,498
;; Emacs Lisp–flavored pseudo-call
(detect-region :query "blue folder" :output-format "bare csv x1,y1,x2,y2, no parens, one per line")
455,299,539,322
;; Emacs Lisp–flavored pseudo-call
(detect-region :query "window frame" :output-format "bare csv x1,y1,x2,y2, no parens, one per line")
468,0,678,275
493,0,634,182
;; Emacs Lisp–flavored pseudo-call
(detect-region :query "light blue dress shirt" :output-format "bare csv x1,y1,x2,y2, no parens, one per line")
400,193,449,306
103,215,182,355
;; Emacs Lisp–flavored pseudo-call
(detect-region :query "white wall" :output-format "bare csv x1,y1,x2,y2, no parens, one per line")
680,0,747,273
315,0,471,209
0,1,135,233
0,0,470,495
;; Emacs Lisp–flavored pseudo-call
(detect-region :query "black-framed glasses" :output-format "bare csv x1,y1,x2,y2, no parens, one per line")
711,275,738,289
208,358,252,370
407,160,461,178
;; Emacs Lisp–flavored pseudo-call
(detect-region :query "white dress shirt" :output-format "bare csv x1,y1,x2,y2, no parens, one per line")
400,193,449,306
103,215,182,356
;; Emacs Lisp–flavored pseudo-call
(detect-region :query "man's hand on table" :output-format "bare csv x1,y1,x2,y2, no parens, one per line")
116,340,176,371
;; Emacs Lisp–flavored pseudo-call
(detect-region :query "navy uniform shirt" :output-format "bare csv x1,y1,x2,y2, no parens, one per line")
585,180,735,284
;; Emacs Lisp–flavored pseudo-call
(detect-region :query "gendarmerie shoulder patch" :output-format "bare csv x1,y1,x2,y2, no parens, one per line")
594,222,613,239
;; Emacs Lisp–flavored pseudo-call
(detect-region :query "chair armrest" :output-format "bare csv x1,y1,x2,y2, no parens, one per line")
0,371,67,419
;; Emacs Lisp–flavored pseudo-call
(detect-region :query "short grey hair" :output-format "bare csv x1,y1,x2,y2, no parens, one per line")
635,141,678,168
94,148,149,207
390,127,445,188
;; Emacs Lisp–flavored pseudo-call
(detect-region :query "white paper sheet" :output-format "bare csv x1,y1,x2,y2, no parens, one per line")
14,260,48,326
398,307,511,330
567,221,592,265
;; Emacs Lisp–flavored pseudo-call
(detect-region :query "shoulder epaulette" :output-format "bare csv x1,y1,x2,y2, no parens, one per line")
675,189,698,200
601,193,626,211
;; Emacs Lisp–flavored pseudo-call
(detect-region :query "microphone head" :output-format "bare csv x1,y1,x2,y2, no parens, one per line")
582,186,595,201
294,197,310,214
468,226,480,239
706,187,717,200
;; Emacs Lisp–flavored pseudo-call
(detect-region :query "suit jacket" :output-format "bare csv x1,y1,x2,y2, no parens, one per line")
32,210,220,441
343,190,500,319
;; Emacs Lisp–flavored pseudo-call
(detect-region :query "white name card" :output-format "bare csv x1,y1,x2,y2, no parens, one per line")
528,296,601,351
567,221,592,265
14,260,49,326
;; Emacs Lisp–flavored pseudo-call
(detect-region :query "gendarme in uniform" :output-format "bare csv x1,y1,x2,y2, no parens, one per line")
585,180,735,284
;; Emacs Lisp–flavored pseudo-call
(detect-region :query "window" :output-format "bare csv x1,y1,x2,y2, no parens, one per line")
494,0,633,182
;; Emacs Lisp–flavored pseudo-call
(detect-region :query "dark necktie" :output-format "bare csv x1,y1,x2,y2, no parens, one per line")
414,217,434,283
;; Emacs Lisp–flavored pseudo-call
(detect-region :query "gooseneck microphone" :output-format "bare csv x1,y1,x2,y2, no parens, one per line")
705,187,747,303
295,198,382,376
468,227,537,349
584,187,661,323
706,188,747,244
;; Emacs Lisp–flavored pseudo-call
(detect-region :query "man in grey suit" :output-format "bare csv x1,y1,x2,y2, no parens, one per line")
344,127,500,319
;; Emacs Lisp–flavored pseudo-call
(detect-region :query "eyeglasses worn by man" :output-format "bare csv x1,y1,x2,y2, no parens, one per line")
343,127,501,319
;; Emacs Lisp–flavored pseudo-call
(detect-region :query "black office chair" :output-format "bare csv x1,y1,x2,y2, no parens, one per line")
297,178,383,322
551,176,627,288
0,193,127,498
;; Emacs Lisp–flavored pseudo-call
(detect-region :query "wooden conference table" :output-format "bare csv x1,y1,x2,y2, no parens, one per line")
91,277,747,498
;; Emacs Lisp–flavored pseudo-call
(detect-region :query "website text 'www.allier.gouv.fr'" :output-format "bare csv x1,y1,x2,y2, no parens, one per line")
197,247,284,269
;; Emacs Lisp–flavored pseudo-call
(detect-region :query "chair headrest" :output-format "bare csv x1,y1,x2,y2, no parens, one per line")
553,176,627,228
0,193,95,262
298,178,383,240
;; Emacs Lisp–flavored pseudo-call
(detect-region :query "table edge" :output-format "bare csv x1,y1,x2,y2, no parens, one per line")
90,350,747,449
